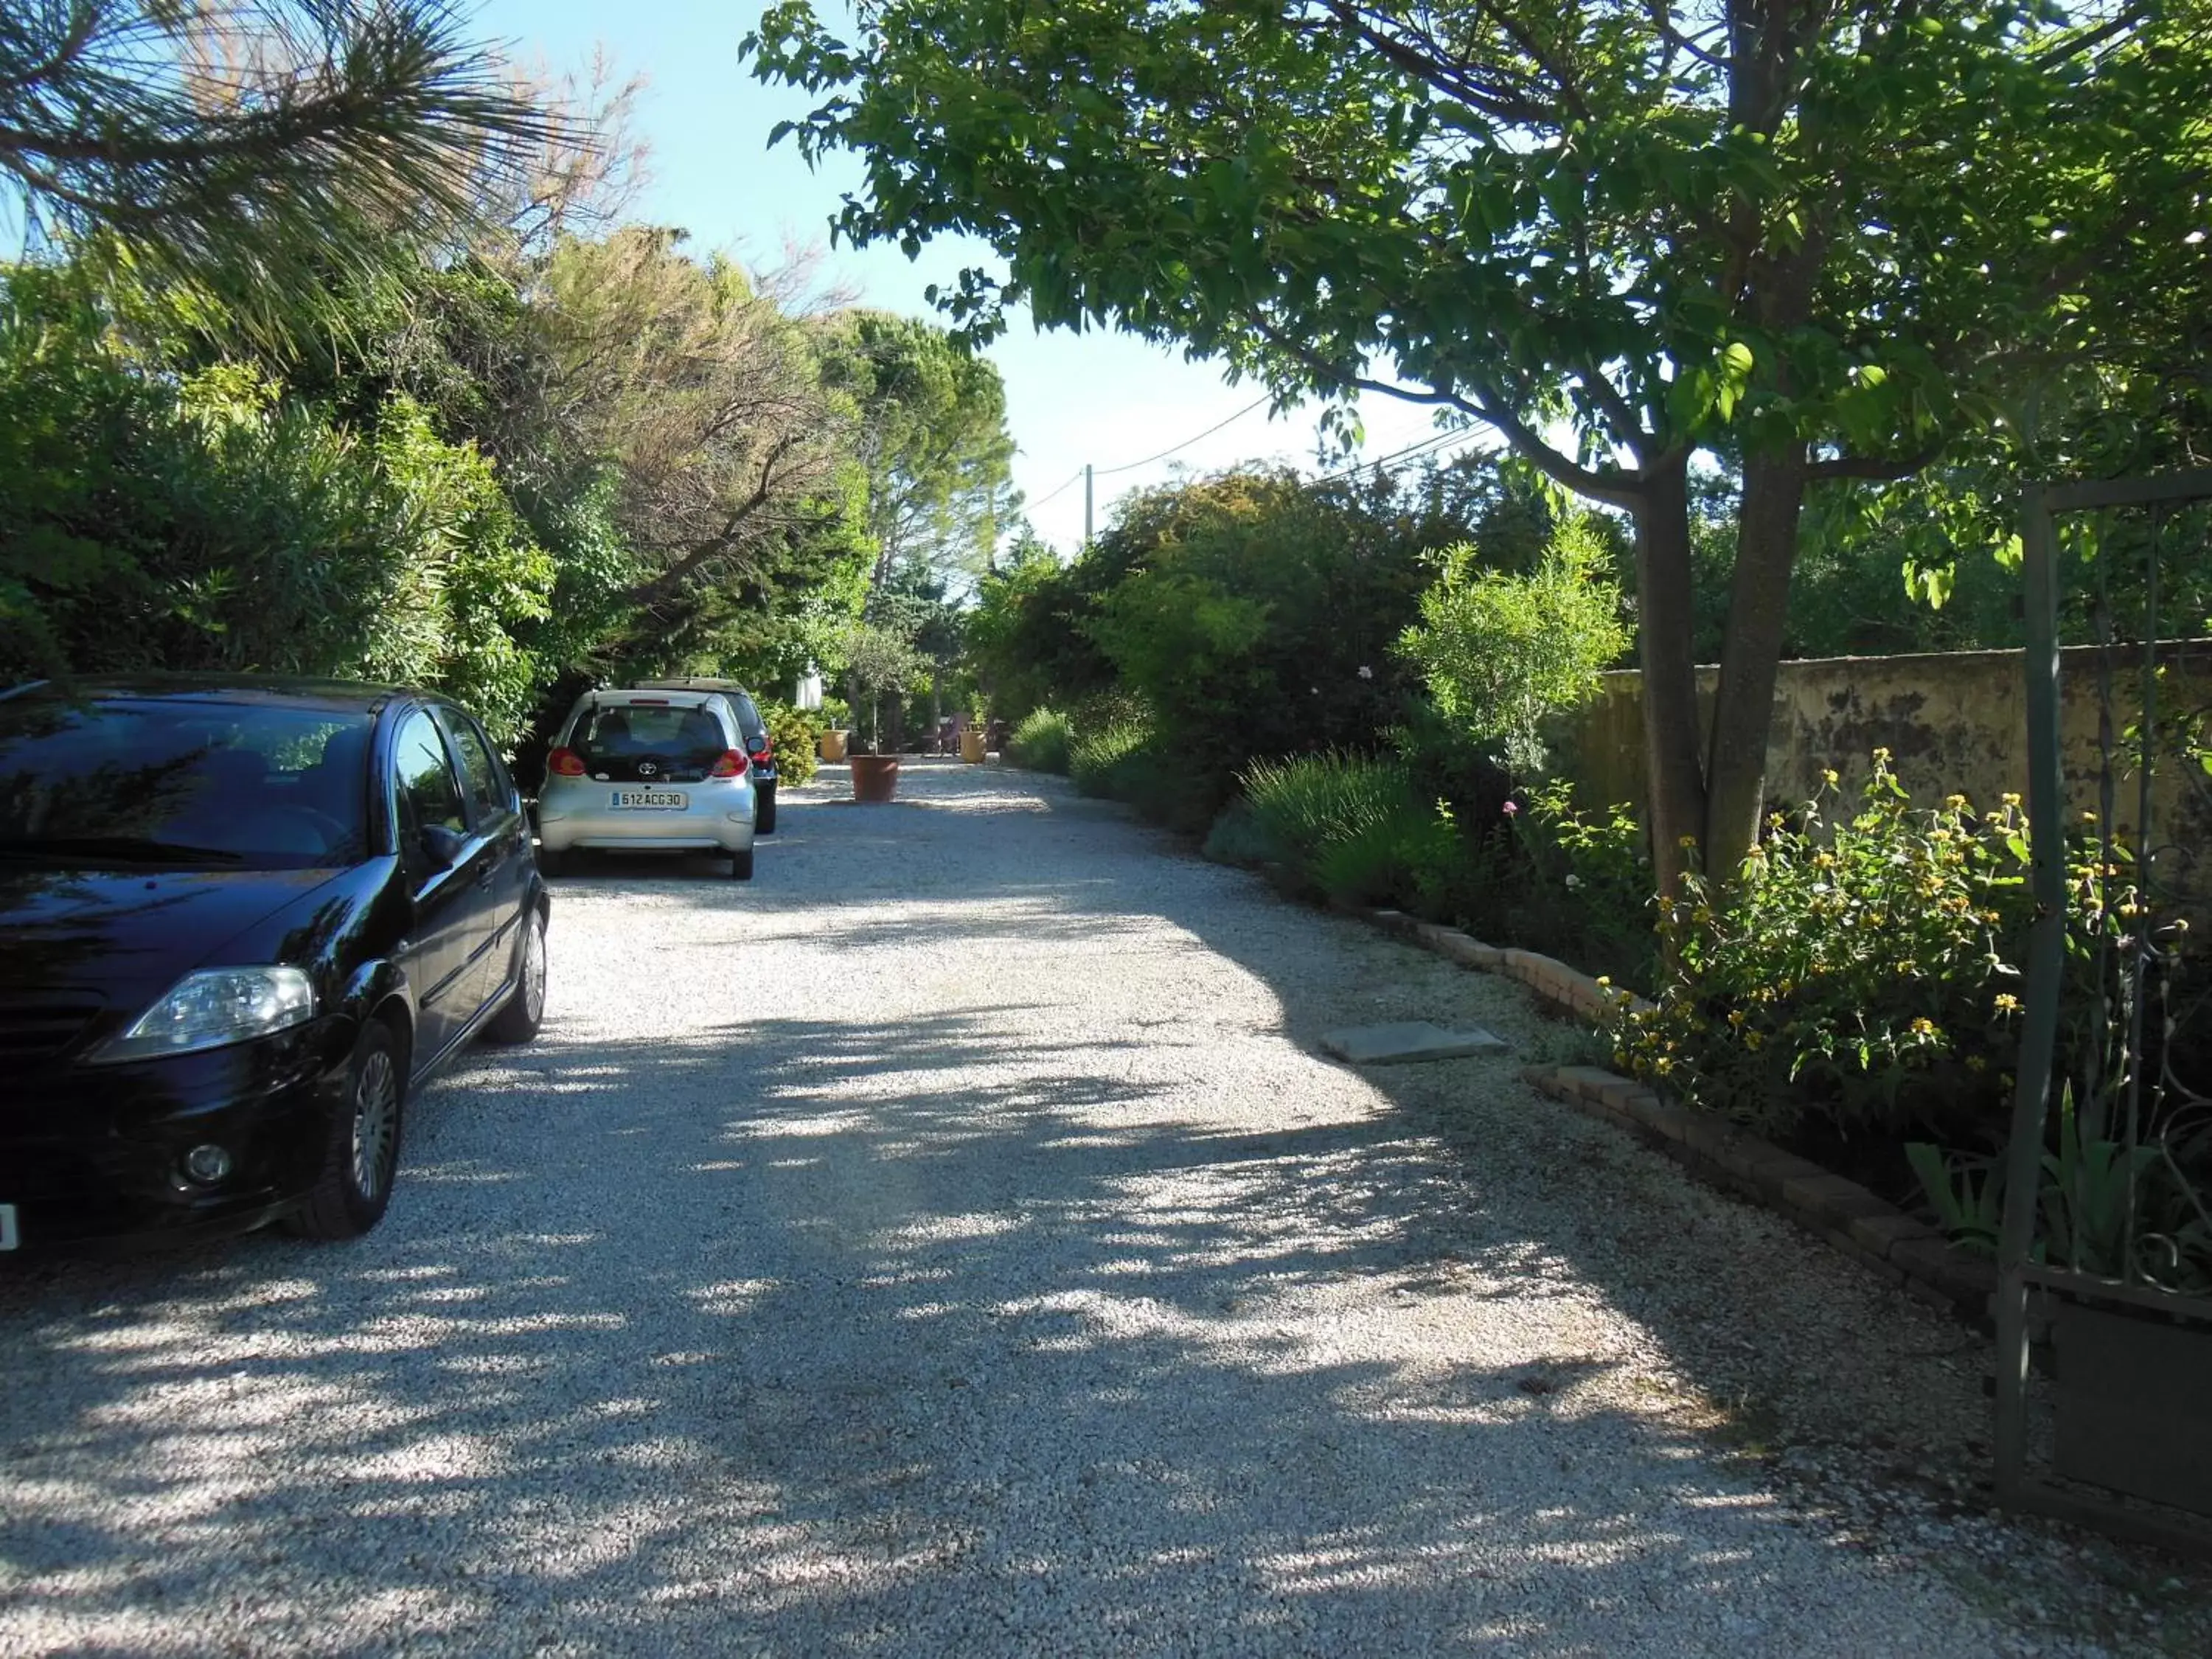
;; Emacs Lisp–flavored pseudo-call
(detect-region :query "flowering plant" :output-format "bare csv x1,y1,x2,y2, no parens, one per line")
1609,757,2042,1142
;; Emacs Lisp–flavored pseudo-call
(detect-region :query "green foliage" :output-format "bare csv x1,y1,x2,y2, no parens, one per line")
1309,796,1460,912
839,616,931,753
1006,706,1073,773
1068,716,1152,800
759,700,822,786
1200,799,1282,869
1069,467,1456,818
0,271,560,737
1241,753,1413,875
966,546,1119,726
1492,786,1656,986
1909,1086,2212,1295
1612,759,2040,1143
1399,511,1630,771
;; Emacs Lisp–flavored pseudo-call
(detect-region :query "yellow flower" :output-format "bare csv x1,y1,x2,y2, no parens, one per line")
1993,992,2021,1014
1966,1054,1989,1073
1873,746,1893,763
1654,1056,1675,1074
1596,975,1611,988
1728,1009,1747,1027
2001,793,2022,808
1909,1017,1938,1037
1945,793,1968,812
2083,810,2098,823
1823,769,1840,787
1742,1032,1764,1051
1677,834,1698,849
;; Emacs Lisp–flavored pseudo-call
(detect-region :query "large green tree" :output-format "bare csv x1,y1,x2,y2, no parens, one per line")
819,309,1018,596
753,0,2211,893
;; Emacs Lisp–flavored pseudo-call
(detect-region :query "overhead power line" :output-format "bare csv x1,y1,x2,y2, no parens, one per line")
1315,425,1488,482
1029,467,1087,509
1091,394,1273,477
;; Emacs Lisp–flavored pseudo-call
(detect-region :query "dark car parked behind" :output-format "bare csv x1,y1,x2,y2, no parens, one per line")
0,677,549,1253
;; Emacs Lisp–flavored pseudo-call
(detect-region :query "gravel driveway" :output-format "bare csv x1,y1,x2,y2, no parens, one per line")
1,760,2197,1655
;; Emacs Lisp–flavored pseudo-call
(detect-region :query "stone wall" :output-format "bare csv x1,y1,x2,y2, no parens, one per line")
1553,641,2212,849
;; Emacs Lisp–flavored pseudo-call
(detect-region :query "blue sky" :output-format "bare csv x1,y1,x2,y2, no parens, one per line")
470,0,1458,552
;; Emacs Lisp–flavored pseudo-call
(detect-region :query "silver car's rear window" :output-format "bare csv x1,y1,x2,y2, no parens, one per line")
571,702,728,766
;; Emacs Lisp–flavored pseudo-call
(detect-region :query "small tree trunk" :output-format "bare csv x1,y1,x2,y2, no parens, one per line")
1703,445,1809,880
1632,454,1708,900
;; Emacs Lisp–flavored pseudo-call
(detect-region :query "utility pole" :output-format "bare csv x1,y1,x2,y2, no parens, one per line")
1083,464,1093,548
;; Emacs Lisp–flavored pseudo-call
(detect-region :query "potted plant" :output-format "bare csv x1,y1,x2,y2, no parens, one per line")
841,621,928,803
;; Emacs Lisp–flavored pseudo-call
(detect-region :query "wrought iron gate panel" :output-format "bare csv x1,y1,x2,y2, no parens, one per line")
2000,470,2212,1552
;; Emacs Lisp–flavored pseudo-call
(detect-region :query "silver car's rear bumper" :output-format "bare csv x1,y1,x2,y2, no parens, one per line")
536,776,755,854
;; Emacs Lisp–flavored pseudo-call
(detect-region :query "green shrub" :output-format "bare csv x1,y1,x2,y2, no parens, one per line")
1007,706,1073,773
1310,795,1462,910
1397,510,1630,772
1612,757,2038,1144
759,700,822,786
1200,799,1283,868
1241,752,1413,871
1068,716,1150,797
1493,785,1656,985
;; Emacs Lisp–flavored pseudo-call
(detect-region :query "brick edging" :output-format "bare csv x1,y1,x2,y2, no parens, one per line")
1347,904,1997,1323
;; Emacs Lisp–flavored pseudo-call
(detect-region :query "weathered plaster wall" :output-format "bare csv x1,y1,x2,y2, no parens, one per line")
1554,643,2212,851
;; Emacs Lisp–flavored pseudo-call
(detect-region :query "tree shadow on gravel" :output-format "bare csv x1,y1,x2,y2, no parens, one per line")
0,763,2190,1655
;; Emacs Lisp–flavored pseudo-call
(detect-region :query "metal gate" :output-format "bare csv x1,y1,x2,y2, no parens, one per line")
1998,470,2212,1550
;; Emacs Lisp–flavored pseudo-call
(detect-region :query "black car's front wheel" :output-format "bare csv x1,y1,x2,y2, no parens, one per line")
288,1019,406,1241
730,847,755,880
757,782,777,835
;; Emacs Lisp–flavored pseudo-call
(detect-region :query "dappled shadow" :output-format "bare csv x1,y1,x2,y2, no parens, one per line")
0,761,2060,1652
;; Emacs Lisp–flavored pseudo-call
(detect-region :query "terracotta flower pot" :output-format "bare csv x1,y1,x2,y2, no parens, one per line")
959,729,987,764
850,754,900,803
818,728,849,763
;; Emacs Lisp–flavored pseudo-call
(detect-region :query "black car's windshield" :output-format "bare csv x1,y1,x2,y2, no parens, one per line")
0,698,372,869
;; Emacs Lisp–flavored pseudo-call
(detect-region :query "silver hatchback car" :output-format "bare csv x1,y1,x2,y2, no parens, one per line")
535,689,757,879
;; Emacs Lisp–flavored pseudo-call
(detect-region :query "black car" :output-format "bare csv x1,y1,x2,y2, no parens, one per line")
0,677,549,1253
636,679,780,833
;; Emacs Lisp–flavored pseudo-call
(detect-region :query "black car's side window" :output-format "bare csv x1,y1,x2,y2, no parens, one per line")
734,695,768,747
441,713,512,824
392,712,469,874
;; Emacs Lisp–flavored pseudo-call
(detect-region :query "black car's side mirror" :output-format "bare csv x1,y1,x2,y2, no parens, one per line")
420,824,467,870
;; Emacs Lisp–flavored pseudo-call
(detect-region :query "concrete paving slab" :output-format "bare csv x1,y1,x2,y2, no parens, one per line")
1318,1020,1508,1065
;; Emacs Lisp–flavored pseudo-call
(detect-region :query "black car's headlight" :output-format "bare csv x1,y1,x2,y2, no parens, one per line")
92,967,316,1064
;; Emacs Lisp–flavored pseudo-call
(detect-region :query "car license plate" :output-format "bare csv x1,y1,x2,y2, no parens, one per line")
611,789,687,810
0,1204,17,1251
